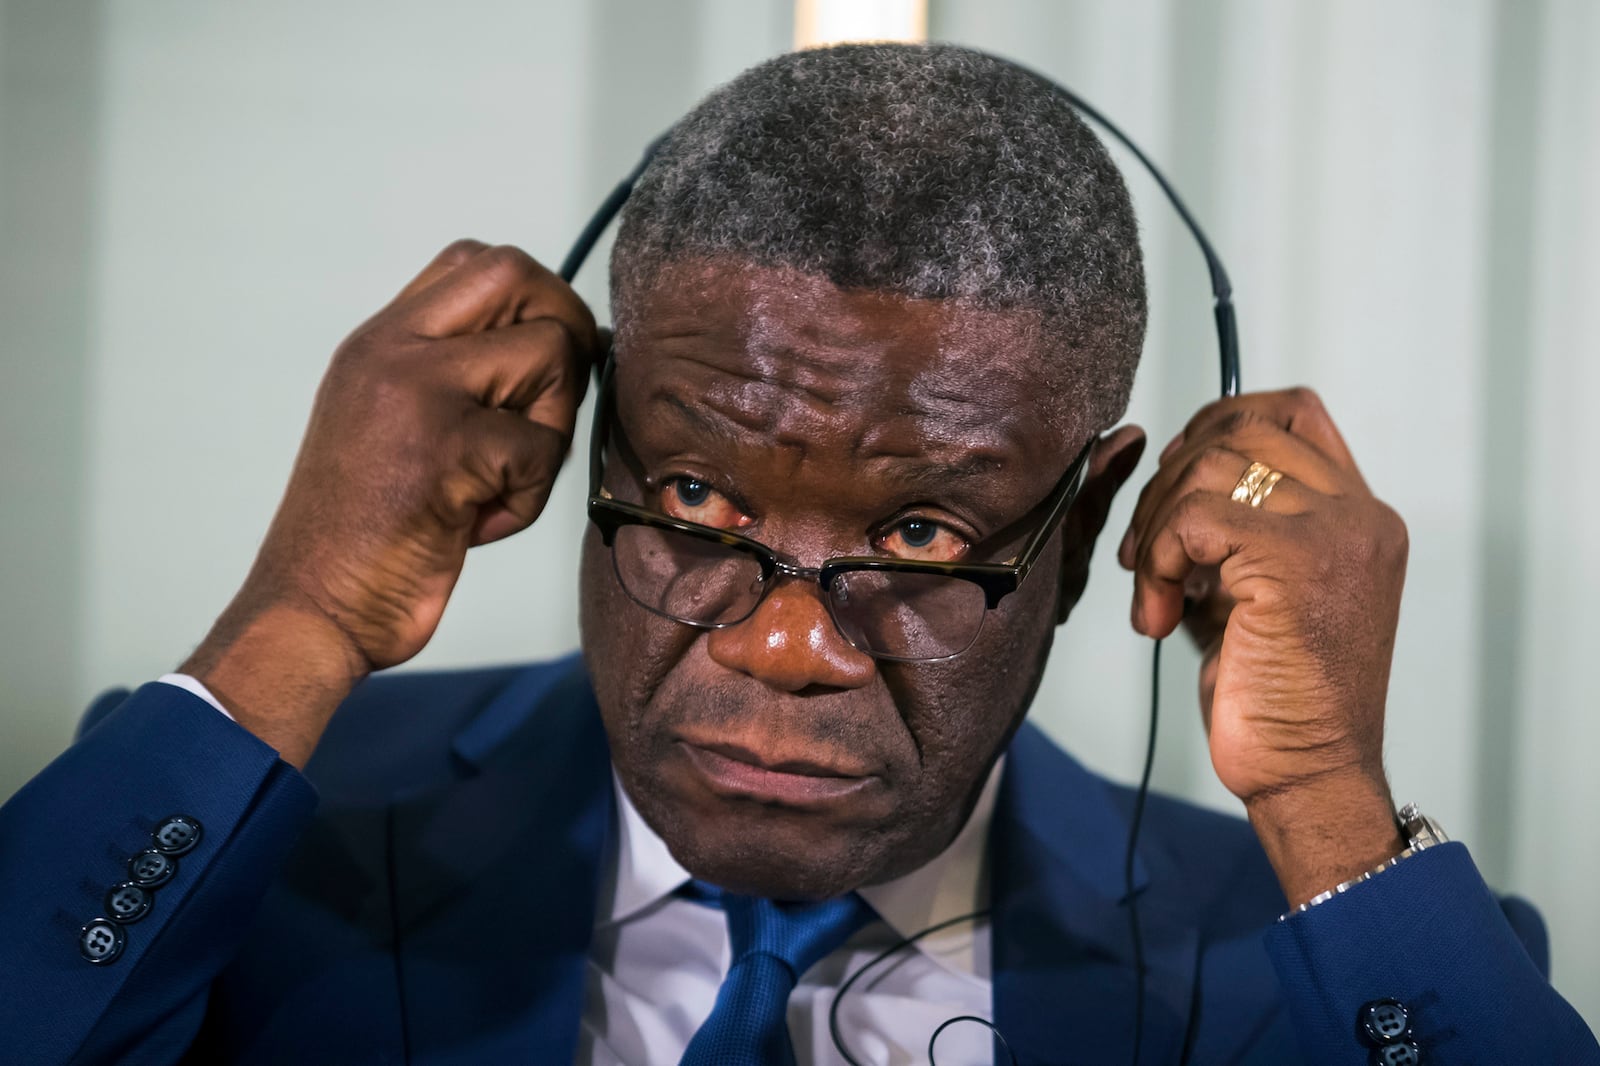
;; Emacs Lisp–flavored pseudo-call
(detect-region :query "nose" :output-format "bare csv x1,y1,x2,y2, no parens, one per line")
706,578,876,692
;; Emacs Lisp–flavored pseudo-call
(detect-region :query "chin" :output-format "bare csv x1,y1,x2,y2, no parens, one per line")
666,811,895,901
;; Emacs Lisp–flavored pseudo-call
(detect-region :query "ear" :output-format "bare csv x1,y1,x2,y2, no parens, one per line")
1055,424,1146,624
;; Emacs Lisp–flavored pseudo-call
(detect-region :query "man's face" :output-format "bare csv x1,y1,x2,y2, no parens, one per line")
578,259,1096,900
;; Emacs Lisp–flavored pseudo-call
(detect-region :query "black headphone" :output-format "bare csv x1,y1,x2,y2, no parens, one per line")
559,55,1241,1066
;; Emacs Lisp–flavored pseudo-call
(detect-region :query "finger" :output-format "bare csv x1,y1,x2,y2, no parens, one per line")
403,244,600,353
1120,440,1322,569
390,239,490,305
1179,568,1233,647
447,408,571,546
1166,388,1361,478
1131,465,1310,632
1134,448,1314,568
1132,490,1278,637
1192,408,1347,492
1128,422,1343,564
432,318,588,441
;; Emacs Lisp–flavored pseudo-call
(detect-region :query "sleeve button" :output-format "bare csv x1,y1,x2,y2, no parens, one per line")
105,882,152,923
128,848,177,887
1370,1041,1423,1066
79,919,126,964
151,815,202,855
1358,998,1412,1044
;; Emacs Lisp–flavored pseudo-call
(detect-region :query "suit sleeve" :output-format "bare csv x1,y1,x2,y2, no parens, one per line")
0,683,318,1065
1264,841,1599,1064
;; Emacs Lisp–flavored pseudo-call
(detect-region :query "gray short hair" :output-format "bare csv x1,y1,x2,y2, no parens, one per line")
610,42,1146,430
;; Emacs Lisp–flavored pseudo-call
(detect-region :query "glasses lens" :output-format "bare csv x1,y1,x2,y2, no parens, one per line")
611,523,766,626
827,569,987,660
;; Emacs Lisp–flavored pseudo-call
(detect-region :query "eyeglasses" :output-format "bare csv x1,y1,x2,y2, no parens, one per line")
585,355,1094,662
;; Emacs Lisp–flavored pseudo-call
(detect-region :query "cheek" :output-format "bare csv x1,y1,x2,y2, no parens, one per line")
579,528,687,737
578,528,619,674
892,561,1059,771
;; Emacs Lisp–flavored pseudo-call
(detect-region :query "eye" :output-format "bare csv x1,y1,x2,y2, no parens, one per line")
674,479,711,507
878,517,968,562
898,520,937,548
658,477,751,530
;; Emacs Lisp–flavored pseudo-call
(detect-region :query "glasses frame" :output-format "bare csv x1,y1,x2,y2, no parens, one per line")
584,351,1095,662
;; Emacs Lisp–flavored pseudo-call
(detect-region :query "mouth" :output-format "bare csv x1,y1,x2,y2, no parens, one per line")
678,739,876,806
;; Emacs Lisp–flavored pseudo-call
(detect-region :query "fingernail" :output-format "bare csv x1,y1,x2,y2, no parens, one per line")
1159,432,1185,462
1131,596,1144,634
1118,526,1134,567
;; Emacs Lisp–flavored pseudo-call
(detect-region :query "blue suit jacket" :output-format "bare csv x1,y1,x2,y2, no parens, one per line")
1,653,1594,1064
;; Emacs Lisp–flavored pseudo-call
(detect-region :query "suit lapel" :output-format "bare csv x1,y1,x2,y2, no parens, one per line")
991,724,1198,1065
378,666,1200,1063
387,656,615,1065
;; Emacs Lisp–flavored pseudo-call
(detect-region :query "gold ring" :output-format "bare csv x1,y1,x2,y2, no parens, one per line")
1231,462,1285,508
1231,462,1272,504
1250,470,1284,508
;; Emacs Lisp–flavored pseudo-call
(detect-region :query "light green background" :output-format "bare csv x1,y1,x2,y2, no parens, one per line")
3,0,1596,1026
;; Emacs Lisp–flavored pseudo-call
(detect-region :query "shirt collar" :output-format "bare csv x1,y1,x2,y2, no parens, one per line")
856,756,1002,982
599,771,694,926
597,756,1006,982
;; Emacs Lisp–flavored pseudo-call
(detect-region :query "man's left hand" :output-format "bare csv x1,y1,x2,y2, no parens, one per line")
1118,387,1410,907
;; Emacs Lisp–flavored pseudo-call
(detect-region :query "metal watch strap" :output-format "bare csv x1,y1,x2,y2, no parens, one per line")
1279,804,1450,920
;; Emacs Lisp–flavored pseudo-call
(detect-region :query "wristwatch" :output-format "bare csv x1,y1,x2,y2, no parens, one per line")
1282,804,1449,919
1397,802,1449,853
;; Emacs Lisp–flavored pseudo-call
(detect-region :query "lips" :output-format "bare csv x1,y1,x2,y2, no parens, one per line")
677,738,876,806
691,740,863,778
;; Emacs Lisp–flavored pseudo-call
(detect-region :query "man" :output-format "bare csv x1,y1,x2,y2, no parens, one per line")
1,43,1593,1066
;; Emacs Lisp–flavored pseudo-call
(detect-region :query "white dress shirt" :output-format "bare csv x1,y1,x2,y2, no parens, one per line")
157,675,1000,1065
581,763,1002,1066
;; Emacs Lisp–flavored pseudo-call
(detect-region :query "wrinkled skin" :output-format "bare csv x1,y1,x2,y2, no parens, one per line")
579,260,1144,899
190,242,1409,910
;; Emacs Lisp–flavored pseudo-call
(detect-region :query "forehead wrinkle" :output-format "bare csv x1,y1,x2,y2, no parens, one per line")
650,391,757,445
854,446,1004,480
647,365,1035,484
650,348,858,434
662,335,856,407
738,345,853,409
647,388,826,472
854,380,1032,462
652,385,1009,492
903,355,1048,424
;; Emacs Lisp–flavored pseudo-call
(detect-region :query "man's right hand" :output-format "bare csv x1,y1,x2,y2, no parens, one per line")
181,241,599,767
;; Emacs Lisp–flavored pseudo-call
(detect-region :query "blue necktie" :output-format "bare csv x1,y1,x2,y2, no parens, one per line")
679,883,875,1066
